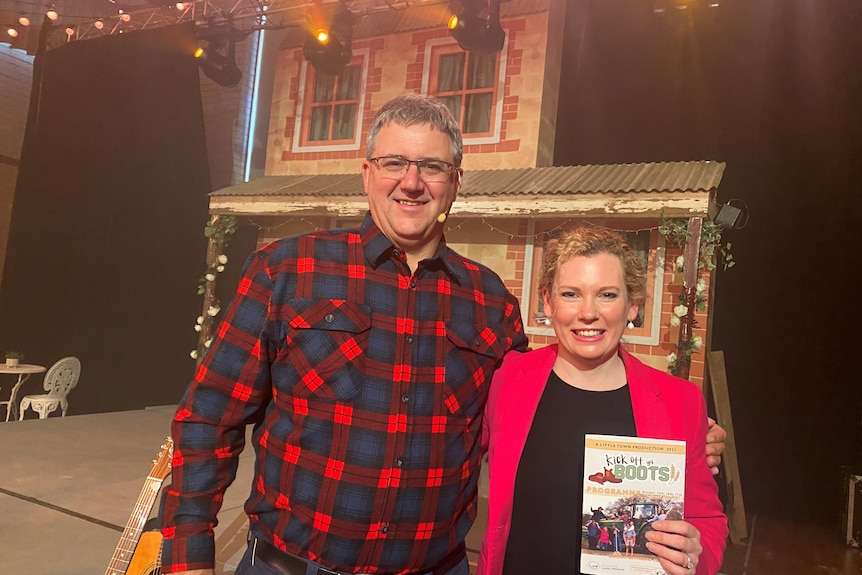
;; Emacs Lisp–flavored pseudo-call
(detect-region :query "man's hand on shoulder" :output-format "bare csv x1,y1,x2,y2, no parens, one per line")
705,417,726,476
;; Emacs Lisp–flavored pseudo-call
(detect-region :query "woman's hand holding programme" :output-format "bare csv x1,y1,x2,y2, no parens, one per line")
644,519,702,574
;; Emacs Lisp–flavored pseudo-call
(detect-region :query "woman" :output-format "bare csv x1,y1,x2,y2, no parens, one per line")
598,526,611,551
624,520,637,557
478,226,727,575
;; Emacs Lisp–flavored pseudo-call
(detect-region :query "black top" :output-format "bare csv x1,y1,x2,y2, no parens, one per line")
502,370,637,574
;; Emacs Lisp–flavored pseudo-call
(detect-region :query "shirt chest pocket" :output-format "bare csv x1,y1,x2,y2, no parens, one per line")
282,298,372,402
443,319,506,417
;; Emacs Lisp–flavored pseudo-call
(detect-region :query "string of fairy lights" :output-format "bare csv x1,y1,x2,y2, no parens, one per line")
240,215,668,241
1,0,268,47
3,0,195,45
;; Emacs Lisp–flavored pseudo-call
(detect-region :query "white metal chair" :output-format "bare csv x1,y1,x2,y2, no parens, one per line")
18,357,81,420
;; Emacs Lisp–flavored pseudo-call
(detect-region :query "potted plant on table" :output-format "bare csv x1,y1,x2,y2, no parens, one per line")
5,351,24,368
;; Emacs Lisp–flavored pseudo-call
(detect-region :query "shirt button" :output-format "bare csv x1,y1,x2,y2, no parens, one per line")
381,525,389,534
395,458,403,467
409,279,416,289
401,394,409,404
325,314,335,323
393,249,400,257
406,335,413,344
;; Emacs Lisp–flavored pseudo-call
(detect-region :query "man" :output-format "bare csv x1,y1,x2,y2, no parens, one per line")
590,506,609,522
161,94,725,575
586,519,601,551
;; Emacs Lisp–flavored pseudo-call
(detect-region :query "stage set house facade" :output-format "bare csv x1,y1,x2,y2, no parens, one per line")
200,0,727,386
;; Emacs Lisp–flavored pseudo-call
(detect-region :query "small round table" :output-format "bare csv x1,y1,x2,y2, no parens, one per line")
0,364,46,422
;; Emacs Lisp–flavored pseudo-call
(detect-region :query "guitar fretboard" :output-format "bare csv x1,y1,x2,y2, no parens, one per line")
104,475,163,575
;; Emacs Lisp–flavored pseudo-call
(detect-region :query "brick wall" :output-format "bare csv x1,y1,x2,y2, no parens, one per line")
0,45,34,292
524,236,709,386
199,33,257,190
0,46,32,160
265,11,552,177
249,214,710,386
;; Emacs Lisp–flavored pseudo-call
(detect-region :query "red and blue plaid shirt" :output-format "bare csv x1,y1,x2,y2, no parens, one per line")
161,214,528,574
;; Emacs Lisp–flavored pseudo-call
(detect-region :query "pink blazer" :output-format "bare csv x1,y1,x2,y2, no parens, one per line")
477,345,727,575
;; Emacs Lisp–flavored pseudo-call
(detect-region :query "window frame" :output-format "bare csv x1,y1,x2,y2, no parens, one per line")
421,37,507,145
292,48,369,153
521,219,666,346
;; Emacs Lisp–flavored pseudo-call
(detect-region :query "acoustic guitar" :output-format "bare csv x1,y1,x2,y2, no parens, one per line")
104,437,173,575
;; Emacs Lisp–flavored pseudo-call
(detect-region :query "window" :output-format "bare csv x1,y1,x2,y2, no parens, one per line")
306,64,360,142
293,49,368,152
523,220,666,346
429,43,500,137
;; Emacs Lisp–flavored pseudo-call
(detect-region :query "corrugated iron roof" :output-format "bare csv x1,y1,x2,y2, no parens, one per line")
211,161,726,199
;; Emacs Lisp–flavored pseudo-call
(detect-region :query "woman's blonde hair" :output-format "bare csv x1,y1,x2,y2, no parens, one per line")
538,225,647,304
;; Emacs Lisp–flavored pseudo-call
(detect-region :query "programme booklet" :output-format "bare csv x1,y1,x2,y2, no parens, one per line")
581,434,686,575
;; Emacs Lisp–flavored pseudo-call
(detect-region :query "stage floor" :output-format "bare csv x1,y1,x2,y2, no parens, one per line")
2,408,858,575
0,406,253,575
0,407,486,575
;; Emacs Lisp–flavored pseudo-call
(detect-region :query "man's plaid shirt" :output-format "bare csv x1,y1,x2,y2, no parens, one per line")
161,214,528,574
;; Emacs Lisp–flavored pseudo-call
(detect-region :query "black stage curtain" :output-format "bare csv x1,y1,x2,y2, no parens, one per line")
555,0,862,519
0,23,211,414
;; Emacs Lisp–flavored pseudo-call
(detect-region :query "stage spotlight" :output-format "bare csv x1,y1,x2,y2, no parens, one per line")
303,4,353,75
46,6,58,21
198,40,242,86
447,0,504,56
94,18,104,29
6,26,19,38
19,14,30,26
195,24,249,87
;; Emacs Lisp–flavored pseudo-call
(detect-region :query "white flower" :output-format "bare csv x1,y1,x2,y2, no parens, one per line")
696,278,707,294
207,305,220,317
190,350,199,359
692,335,703,350
218,254,228,264
675,255,685,272
673,304,688,318
667,352,677,365
204,338,213,348
216,265,225,273
205,273,216,282
196,316,204,325
194,324,202,332
670,314,681,327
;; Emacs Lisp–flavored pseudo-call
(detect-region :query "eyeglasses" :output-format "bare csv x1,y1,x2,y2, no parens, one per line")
369,156,457,183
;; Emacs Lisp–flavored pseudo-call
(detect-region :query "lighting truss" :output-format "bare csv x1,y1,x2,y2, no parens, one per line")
46,0,454,43
2,0,464,56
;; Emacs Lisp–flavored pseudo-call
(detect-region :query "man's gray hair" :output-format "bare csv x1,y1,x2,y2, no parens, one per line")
366,93,463,167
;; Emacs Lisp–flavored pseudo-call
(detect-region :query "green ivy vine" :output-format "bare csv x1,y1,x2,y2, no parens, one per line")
191,215,238,361
659,218,734,377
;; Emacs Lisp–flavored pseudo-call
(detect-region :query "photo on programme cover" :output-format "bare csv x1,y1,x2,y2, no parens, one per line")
581,434,686,575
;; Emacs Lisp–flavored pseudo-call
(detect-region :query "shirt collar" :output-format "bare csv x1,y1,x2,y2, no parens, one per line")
359,212,462,284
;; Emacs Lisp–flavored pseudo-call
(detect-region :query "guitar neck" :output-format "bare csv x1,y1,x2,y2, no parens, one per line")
104,475,163,575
